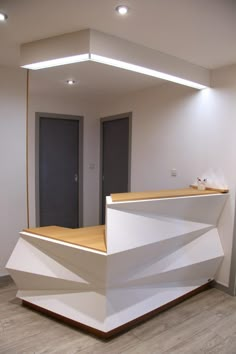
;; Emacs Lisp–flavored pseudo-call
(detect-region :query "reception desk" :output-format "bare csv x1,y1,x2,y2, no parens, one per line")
6,188,228,338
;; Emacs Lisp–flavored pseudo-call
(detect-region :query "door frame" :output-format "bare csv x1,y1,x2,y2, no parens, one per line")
99,112,132,224
35,112,84,228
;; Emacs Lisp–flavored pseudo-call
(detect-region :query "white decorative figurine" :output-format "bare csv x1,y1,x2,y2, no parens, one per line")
197,177,207,190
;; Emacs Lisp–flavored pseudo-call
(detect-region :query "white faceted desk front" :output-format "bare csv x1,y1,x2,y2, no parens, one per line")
6,188,228,338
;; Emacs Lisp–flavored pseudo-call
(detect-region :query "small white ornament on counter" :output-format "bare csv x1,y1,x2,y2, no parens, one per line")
197,177,207,190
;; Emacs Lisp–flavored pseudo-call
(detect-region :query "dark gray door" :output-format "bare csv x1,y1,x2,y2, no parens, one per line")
101,117,130,223
39,117,79,228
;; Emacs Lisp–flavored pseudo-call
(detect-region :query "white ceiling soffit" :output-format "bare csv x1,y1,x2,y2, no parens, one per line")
20,29,210,90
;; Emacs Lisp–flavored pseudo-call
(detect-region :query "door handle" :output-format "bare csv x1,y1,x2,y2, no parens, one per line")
74,174,78,182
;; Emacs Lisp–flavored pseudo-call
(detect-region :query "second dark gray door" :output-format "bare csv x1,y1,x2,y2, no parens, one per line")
39,117,79,228
101,117,130,223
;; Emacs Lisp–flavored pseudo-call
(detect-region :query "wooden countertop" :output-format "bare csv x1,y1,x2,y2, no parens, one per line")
111,187,226,203
23,188,227,252
23,225,106,253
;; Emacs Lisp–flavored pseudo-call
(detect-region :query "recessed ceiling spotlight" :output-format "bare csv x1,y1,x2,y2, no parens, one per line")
66,79,76,85
115,5,128,15
0,12,8,21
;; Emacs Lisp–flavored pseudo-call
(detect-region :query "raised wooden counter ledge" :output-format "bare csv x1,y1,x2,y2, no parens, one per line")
23,225,106,253
111,187,227,203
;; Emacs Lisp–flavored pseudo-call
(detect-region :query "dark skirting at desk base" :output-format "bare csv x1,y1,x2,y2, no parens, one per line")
22,282,212,339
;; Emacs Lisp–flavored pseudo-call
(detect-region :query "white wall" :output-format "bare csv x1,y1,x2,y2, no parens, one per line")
98,64,236,287
28,94,100,227
0,66,27,276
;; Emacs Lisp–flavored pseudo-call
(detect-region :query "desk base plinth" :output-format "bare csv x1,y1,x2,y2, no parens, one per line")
22,282,211,339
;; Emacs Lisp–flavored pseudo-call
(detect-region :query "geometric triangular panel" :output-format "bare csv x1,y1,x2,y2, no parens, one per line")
123,257,222,288
20,234,107,286
107,226,214,285
17,290,107,331
7,237,89,284
9,269,91,291
106,207,215,253
108,194,226,225
121,228,223,284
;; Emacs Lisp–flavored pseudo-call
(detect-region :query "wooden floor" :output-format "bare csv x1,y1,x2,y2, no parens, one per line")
1,278,236,353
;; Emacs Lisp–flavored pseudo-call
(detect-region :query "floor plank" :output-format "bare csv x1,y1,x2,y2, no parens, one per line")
1,280,236,353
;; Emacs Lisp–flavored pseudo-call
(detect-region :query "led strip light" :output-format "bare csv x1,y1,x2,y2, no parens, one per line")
21,53,207,90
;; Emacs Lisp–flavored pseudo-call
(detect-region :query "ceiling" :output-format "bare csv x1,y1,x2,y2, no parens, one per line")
29,61,162,101
0,0,236,100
